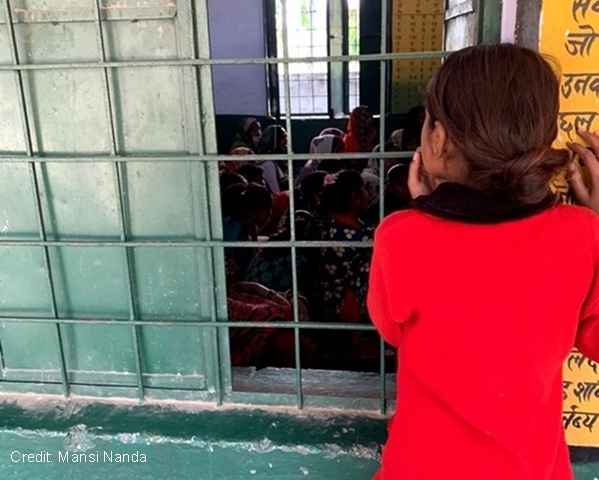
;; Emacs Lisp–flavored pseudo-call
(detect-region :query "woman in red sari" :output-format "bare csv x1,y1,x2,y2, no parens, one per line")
343,106,376,154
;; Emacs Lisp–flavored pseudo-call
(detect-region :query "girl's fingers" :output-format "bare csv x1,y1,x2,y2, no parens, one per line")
568,140,599,181
408,149,426,198
574,129,599,176
578,129,599,160
567,161,591,206
408,149,435,199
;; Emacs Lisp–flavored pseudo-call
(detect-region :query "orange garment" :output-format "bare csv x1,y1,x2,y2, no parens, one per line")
343,106,376,153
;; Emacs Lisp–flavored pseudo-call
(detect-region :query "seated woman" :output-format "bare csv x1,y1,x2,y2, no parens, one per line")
245,211,322,294
255,125,289,194
228,281,314,369
343,106,377,154
297,127,344,178
219,146,254,175
294,171,327,219
237,164,267,188
316,170,373,325
360,142,406,227
220,172,247,206
295,134,345,186
362,162,411,227
229,117,262,153
362,142,401,178
222,183,273,282
319,127,344,138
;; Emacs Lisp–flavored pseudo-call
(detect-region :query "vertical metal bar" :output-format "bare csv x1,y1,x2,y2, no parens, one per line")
200,168,224,406
340,0,350,114
476,0,485,45
190,0,224,406
379,336,386,413
3,0,70,398
281,0,303,409
378,0,389,224
0,337,6,380
264,0,281,118
378,0,389,415
483,0,502,45
329,0,344,116
92,0,145,403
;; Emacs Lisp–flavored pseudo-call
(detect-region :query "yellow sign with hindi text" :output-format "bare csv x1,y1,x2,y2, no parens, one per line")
539,0,599,446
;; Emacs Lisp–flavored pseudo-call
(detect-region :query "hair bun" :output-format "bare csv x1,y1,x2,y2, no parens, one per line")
424,44,567,205
502,147,570,203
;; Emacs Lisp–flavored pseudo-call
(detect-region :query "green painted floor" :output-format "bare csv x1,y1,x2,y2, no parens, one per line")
0,397,598,479
0,397,384,479
0,428,379,479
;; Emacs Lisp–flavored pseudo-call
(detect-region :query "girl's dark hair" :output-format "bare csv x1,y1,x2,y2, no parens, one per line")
425,43,569,204
222,183,273,219
320,170,364,214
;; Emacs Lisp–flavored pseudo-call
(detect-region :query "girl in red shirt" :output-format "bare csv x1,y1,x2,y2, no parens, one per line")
368,44,599,479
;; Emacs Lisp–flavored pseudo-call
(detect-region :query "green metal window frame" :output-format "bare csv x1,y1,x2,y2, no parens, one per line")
275,0,330,116
268,0,363,117
0,0,501,413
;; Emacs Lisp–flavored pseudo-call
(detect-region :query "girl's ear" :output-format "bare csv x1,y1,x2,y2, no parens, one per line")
431,120,448,158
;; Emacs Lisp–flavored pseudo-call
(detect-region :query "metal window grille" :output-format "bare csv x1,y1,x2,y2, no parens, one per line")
276,0,329,115
347,0,360,111
0,0,498,413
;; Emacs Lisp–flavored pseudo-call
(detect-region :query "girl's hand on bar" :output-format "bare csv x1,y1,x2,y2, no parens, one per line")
567,130,599,215
408,148,434,199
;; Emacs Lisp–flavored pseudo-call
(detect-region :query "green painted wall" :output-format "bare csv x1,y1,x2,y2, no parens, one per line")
0,0,222,397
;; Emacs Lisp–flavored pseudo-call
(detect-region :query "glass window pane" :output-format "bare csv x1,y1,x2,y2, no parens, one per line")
276,0,329,115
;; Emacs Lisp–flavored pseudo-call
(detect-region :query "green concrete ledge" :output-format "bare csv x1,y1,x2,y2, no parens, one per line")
0,395,597,479
0,395,384,479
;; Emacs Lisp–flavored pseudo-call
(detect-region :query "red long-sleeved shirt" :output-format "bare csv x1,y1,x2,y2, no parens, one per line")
368,204,599,480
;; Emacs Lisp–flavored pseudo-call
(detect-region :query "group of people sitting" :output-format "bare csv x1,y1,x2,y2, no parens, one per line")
219,105,424,371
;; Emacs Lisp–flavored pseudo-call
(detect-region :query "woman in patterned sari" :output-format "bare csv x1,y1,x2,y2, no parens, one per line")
316,170,373,324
